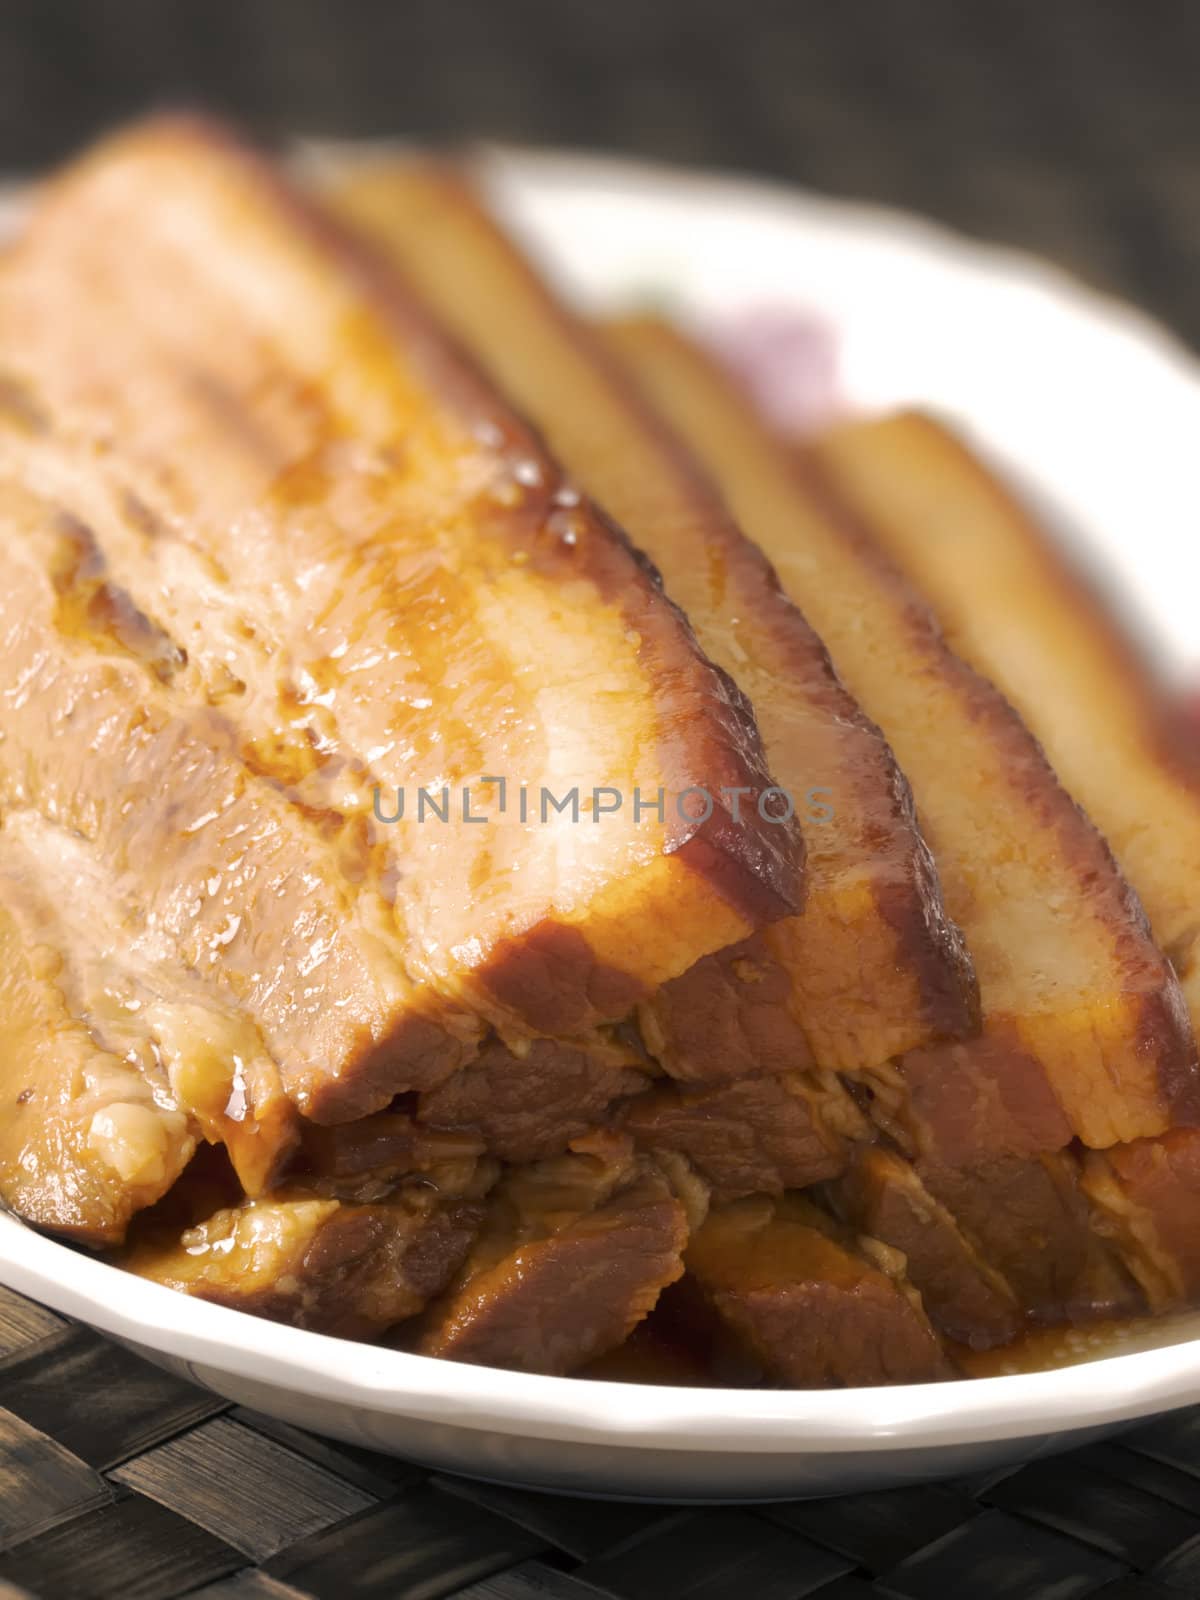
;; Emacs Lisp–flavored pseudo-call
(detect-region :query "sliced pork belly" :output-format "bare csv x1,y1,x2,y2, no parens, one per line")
1082,1130,1200,1311
416,1033,650,1162
290,1111,496,1204
0,875,194,1246
919,1151,1141,1327
835,1086,1142,1337
607,318,1198,1152
0,488,458,1125
0,119,800,1125
621,1071,865,1201
124,1186,484,1340
0,807,296,1211
685,1194,953,1386
810,413,1200,1333
864,1032,1073,1170
810,410,1200,1046
576,1283,727,1386
844,1043,1141,1339
824,1145,1021,1349
329,160,978,1081
411,1140,689,1374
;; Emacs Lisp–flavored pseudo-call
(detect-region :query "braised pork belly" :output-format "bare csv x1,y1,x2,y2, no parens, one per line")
0,867,195,1247
289,1110,496,1204
410,1140,689,1373
4,118,1200,1387
809,410,1200,1041
605,317,1198,1154
329,161,979,1081
686,1194,954,1386
125,1187,486,1340
0,118,800,1131
0,490,386,1168
0,808,295,1222
823,1144,1022,1351
811,411,1200,1328
621,1071,866,1201
416,1032,650,1162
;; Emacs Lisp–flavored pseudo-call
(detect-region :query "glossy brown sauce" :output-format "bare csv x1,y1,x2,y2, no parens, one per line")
954,1315,1182,1378
583,1294,1189,1386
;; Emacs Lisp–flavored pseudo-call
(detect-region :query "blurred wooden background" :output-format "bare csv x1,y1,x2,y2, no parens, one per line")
2,0,1198,345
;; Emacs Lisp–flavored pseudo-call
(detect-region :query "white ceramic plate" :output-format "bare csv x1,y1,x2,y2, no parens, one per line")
3,146,1200,1502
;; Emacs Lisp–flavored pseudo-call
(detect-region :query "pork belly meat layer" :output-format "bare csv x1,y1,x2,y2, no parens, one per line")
1082,1130,1200,1311
0,117,800,1122
811,410,1200,1067
607,318,1197,1152
416,1033,650,1162
828,1045,1143,1337
621,1070,866,1201
918,1150,1142,1329
412,1140,689,1374
685,1194,953,1386
289,1109,496,1204
124,1186,484,1340
824,1144,1021,1350
866,1031,1074,1170
329,160,978,1079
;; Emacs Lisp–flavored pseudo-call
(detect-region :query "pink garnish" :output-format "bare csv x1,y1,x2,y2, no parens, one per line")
706,308,840,436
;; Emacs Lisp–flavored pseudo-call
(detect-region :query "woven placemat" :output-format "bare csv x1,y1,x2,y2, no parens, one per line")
0,0,1198,348
2,1285,1200,1598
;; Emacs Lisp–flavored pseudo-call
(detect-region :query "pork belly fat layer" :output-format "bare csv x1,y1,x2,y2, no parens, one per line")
124,1189,484,1340
811,410,1200,1060
607,318,1197,1151
0,118,800,1121
329,160,977,1078
685,1194,953,1386
413,1145,688,1374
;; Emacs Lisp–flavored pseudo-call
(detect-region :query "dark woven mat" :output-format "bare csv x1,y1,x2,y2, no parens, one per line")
0,0,1199,348
3,1286,1200,1599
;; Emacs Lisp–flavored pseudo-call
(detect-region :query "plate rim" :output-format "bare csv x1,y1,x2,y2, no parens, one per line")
4,1207,1199,1455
